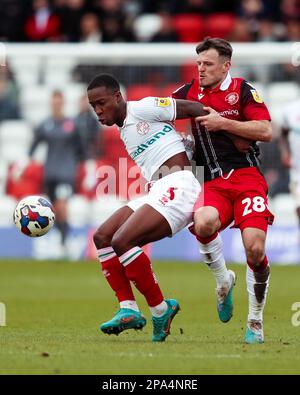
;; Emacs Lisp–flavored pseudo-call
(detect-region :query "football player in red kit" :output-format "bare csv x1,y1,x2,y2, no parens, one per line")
172,38,274,344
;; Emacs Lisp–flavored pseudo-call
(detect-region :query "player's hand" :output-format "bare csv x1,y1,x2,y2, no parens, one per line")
195,107,224,132
179,133,195,160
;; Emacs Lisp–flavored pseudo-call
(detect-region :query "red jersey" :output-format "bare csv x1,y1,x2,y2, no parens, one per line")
172,74,271,181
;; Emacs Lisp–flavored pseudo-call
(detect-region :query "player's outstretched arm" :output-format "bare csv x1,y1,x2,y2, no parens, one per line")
175,99,206,120
196,106,272,142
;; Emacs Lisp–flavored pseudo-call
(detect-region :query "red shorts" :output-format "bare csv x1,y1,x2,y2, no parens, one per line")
194,167,274,232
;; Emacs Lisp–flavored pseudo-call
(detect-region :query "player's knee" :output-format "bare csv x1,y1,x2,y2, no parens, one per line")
111,231,130,256
245,241,265,267
194,210,219,237
93,228,112,249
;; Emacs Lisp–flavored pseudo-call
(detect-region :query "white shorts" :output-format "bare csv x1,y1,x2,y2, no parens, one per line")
127,170,201,235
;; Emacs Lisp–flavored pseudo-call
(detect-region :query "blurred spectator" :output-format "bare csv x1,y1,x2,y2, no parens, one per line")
0,66,21,122
260,138,289,197
101,16,136,42
55,0,89,42
206,0,238,13
150,12,179,42
24,0,61,42
284,19,300,41
140,0,169,13
0,0,28,42
29,90,86,251
79,13,102,42
91,0,136,42
256,18,275,41
236,0,266,40
170,0,208,14
280,0,300,22
228,18,252,42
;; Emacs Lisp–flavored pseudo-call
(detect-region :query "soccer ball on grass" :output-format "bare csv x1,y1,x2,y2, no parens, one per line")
13,195,55,237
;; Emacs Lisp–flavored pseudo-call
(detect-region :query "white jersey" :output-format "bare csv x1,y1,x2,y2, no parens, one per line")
282,99,300,182
119,97,186,181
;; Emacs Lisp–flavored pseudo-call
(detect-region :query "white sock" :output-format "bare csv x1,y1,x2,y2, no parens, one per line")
120,300,140,312
198,234,230,287
150,300,168,317
247,265,270,322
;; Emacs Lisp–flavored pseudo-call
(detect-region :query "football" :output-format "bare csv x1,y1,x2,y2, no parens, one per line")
13,195,55,237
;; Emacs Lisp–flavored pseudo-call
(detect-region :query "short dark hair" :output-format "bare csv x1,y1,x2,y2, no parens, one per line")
196,38,232,60
87,73,120,92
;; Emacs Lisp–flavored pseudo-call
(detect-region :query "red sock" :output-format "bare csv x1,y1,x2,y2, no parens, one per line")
119,247,164,307
98,247,135,302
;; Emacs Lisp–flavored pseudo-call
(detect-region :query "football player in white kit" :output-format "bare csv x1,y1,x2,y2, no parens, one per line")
87,74,205,342
281,98,300,229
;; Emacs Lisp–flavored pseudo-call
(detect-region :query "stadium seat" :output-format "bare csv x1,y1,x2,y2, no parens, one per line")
133,14,162,41
44,58,76,87
268,82,299,102
159,83,183,97
173,14,204,43
64,83,87,117
268,82,300,125
0,195,16,226
68,195,90,227
0,120,32,145
181,63,198,83
0,160,7,195
269,193,298,225
20,86,52,126
204,13,236,39
6,160,44,200
0,121,33,163
90,196,124,227
9,58,41,86
126,84,157,101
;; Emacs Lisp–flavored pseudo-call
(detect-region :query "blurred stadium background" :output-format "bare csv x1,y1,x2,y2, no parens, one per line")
1,0,300,263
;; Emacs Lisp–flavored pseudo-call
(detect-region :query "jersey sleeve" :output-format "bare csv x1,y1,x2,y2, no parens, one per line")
171,81,193,99
240,80,271,121
132,96,176,122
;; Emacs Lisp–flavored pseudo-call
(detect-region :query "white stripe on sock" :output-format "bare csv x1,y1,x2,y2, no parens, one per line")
98,247,117,262
119,247,143,267
120,300,140,312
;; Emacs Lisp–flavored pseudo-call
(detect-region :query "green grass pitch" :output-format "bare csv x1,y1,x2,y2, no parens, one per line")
0,260,299,375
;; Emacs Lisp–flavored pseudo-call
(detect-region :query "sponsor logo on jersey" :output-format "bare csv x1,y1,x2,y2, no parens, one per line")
250,89,263,103
131,125,173,160
225,92,239,105
136,121,150,135
219,109,239,117
155,98,171,107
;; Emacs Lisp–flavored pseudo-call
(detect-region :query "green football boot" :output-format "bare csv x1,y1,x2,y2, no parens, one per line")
100,308,146,335
152,299,180,342
216,269,236,323
245,320,264,344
